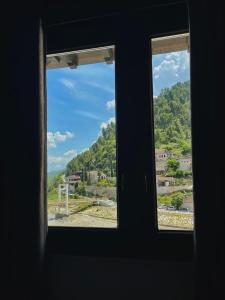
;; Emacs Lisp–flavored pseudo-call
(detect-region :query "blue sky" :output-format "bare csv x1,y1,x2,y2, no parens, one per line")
47,50,189,172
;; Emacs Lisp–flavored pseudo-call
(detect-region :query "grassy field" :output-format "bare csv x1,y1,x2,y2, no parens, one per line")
47,190,58,201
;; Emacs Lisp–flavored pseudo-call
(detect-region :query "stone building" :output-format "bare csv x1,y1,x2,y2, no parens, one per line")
156,176,176,187
177,156,192,171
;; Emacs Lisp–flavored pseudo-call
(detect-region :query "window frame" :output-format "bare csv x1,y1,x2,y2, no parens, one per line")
46,2,194,261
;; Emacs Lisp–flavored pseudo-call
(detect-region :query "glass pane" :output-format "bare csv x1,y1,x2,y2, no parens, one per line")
151,33,194,230
47,46,117,228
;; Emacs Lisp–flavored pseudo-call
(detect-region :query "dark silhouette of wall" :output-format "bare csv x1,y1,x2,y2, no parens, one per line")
2,1,224,299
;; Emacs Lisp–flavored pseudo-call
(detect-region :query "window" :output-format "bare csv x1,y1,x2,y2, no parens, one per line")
47,46,117,228
151,33,194,231
46,3,194,260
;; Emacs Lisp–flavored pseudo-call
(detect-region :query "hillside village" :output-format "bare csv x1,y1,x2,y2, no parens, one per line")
50,147,193,212
63,148,192,188
155,148,193,211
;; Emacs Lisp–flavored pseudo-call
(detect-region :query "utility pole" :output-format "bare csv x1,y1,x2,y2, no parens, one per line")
65,183,69,215
57,184,61,213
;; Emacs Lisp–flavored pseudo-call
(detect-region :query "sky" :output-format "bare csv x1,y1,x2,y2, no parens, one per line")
47,50,190,172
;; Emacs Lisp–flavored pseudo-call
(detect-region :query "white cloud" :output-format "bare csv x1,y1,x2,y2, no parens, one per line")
63,149,77,157
83,80,115,94
73,110,101,120
154,59,179,78
100,117,115,130
48,149,77,170
59,78,76,89
59,76,99,102
106,99,115,110
153,51,189,80
47,131,74,148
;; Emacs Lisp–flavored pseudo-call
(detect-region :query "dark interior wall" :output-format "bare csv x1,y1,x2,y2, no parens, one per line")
46,255,193,299
1,12,46,299
3,0,224,298
45,0,185,26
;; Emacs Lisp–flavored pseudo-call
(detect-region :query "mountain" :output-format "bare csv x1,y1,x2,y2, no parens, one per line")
65,81,191,176
154,81,191,155
48,170,64,182
66,121,116,177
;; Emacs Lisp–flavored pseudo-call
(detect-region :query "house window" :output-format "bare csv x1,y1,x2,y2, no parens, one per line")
46,2,194,260
47,46,117,228
152,33,194,230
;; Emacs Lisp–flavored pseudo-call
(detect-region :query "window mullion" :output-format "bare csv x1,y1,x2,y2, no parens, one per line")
115,17,156,240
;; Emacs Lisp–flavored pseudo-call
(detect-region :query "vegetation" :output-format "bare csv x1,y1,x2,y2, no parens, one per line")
65,81,190,178
96,178,115,187
47,172,64,192
48,169,64,182
171,193,185,210
166,158,180,176
75,181,87,196
70,202,94,214
158,191,191,209
166,157,192,178
47,189,58,201
154,81,191,155
66,122,116,178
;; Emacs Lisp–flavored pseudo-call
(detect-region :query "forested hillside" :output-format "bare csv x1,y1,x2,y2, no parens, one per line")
65,81,191,176
66,122,116,177
154,81,191,155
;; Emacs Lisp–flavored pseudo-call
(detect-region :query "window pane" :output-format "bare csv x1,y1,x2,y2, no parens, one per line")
151,34,194,230
47,46,117,228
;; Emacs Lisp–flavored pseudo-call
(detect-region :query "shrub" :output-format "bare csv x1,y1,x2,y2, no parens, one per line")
183,170,192,177
175,169,185,178
73,193,79,199
167,158,180,173
171,193,184,210
175,178,184,185
157,195,172,206
76,182,87,196
96,178,115,187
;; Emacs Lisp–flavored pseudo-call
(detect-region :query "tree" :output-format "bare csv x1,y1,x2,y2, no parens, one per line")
66,121,116,176
157,195,171,206
171,193,184,210
76,181,86,196
154,81,191,154
48,173,64,191
166,158,180,176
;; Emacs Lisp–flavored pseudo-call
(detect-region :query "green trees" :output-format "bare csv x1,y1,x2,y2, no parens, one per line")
76,181,87,196
171,193,185,210
158,192,185,210
96,178,115,187
166,158,180,175
66,121,116,177
154,81,191,155
48,172,64,192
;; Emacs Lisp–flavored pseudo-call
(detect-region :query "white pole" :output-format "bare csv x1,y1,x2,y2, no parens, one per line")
57,184,61,213
65,183,69,215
